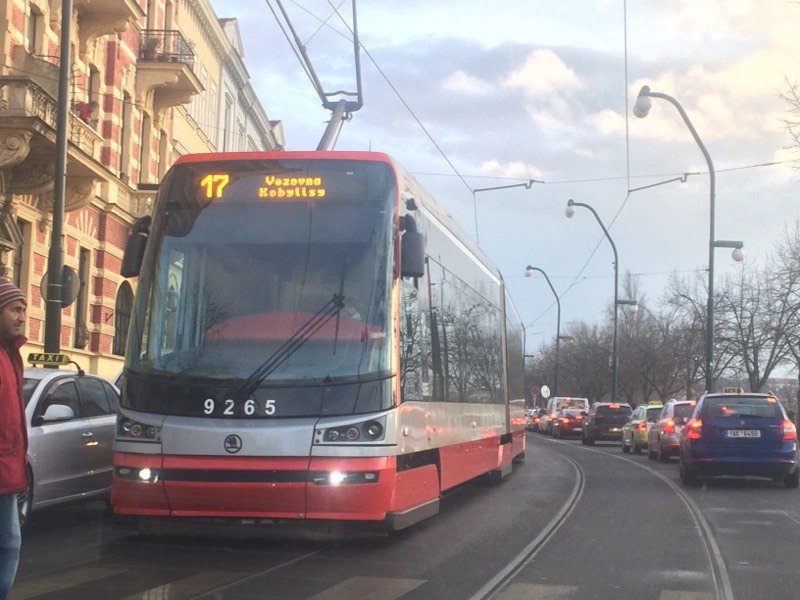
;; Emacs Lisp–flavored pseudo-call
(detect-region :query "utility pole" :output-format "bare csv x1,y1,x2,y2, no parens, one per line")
44,0,73,353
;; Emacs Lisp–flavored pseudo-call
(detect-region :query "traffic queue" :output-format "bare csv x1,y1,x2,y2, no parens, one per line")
525,389,799,489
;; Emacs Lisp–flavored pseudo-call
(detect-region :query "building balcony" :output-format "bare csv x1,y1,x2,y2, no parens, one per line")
136,30,203,116
0,76,111,210
75,0,145,54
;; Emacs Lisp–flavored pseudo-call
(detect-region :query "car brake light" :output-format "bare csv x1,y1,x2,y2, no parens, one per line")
561,417,570,424
783,419,797,442
686,419,702,440
609,403,620,408
636,422,647,431
663,420,675,434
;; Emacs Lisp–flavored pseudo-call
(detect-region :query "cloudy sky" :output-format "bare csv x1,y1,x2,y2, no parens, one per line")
209,0,799,355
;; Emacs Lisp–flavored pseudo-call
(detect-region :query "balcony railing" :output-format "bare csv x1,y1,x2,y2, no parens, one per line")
139,29,195,69
0,77,103,161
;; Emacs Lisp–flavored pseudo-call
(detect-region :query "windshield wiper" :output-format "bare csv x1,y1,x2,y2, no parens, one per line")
234,294,344,400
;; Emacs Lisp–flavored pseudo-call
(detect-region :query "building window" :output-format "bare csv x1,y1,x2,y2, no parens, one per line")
223,94,233,151
113,282,134,355
157,128,168,179
74,248,90,349
139,112,152,183
208,85,218,144
197,66,207,128
26,7,42,54
12,219,30,289
237,121,245,151
120,92,132,182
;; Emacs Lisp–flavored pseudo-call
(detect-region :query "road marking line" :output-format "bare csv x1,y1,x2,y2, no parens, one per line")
659,591,714,600
493,583,577,599
307,576,425,600
120,571,247,600
10,567,127,600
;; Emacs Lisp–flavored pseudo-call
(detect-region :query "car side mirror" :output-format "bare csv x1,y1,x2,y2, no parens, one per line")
121,216,151,278
400,215,425,278
41,404,75,423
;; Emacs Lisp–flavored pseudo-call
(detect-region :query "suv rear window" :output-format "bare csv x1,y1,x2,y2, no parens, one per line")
646,407,662,422
596,405,631,416
673,403,695,419
705,396,783,419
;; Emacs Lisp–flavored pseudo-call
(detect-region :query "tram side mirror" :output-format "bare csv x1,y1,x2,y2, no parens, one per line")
121,216,152,278
400,215,425,278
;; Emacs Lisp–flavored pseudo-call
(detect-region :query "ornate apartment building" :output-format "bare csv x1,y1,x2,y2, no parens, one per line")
0,0,283,377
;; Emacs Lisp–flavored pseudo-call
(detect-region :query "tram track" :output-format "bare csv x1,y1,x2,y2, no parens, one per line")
544,437,734,600
469,453,585,600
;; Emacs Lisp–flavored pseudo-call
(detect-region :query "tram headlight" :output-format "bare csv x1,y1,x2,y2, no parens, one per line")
115,466,160,483
315,415,387,444
312,471,380,485
116,416,161,441
364,420,383,440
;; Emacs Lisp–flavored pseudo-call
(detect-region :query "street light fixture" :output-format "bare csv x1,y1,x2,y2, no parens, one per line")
525,265,561,397
633,85,745,392
565,199,629,402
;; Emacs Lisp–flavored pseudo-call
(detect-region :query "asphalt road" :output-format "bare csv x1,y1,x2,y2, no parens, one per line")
10,434,800,599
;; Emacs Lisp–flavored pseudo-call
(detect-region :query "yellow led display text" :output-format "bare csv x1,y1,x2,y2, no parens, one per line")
259,176,326,199
200,174,230,199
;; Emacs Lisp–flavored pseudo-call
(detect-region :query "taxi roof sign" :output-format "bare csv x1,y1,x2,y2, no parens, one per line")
722,386,745,394
27,353,71,366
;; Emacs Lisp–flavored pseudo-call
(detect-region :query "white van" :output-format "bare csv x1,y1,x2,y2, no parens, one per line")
540,396,590,434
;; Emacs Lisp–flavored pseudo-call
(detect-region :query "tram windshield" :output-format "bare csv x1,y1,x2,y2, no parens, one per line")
126,159,396,390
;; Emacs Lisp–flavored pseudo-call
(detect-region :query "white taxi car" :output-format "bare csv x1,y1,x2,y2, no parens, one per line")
19,353,119,528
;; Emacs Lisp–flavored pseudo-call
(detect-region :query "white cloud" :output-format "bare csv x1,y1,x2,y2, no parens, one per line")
504,50,582,96
441,70,490,94
587,109,626,137
480,160,546,180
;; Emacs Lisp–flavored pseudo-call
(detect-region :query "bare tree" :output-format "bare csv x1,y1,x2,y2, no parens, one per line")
771,221,800,416
716,263,793,392
780,75,800,160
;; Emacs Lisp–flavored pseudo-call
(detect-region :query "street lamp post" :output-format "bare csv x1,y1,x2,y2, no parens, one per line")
565,199,634,402
524,265,561,397
633,86,744,392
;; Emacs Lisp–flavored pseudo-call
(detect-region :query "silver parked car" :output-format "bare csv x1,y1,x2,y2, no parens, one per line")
19,358,119,528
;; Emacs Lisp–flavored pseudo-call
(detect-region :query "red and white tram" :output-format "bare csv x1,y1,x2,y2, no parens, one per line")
111,151,525,534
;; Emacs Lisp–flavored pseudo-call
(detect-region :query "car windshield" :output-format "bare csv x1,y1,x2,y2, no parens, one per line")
705,396,783,419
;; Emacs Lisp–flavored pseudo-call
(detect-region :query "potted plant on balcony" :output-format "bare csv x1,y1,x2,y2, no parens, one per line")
141,38,160,60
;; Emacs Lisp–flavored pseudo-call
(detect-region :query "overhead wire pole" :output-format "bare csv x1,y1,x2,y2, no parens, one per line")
269,0,363,150
44,0,73,354
471,179,539,246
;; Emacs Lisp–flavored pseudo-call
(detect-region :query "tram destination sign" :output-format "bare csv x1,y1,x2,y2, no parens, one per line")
199,173,328,201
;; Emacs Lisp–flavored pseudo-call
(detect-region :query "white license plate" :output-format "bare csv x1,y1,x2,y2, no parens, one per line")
726,429,761,438
610,427,621,433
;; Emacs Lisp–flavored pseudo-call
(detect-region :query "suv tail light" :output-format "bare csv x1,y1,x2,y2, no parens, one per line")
782,419,797,442
686,419,702,440
636,422,647,432
663,420,675,434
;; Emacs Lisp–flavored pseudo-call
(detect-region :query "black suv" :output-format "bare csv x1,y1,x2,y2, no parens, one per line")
581,402,632,445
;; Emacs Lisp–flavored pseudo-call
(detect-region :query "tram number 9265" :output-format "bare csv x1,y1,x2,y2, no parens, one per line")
203,398,277,417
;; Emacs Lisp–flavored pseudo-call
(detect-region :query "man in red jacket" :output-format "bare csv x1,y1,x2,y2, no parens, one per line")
0,280,27,599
